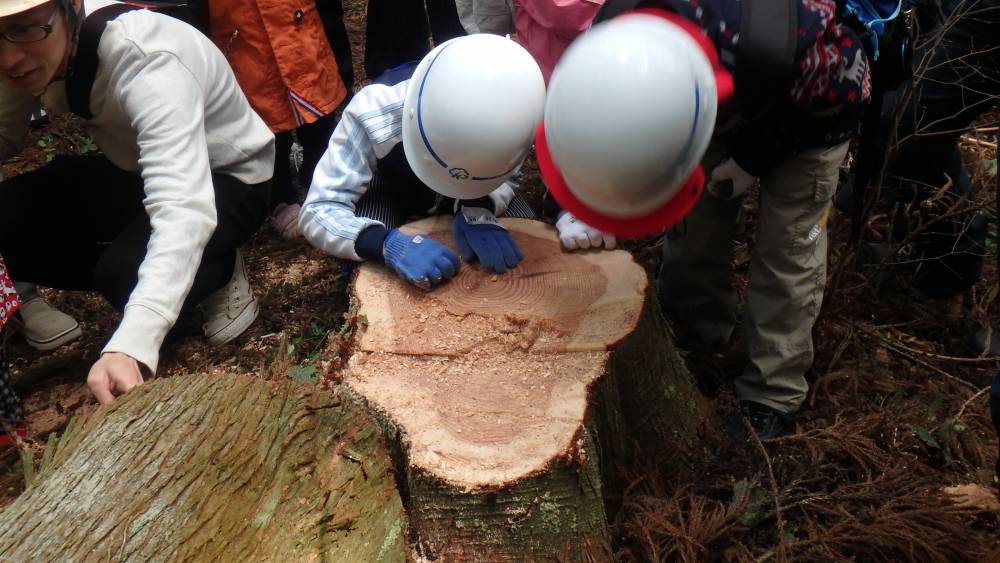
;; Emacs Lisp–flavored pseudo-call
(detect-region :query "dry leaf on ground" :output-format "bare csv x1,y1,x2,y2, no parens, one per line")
943,484,1000,511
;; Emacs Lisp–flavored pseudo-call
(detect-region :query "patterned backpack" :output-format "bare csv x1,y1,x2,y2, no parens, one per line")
840,0,914,86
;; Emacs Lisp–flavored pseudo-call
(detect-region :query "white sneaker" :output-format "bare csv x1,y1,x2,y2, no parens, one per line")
200,250,259,345
10,297,82,351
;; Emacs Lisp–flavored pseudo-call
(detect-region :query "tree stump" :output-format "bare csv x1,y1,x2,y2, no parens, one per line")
0,219,707,561
0,375,408,562
347,217,707,561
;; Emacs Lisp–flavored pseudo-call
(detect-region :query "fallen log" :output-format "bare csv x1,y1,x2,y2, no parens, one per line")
0,375,408,561
347,217,708,560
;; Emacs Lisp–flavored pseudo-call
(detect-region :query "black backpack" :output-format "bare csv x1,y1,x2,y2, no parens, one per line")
66,1,208,119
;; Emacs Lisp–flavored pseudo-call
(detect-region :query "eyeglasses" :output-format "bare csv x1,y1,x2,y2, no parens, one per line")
1,4,60,43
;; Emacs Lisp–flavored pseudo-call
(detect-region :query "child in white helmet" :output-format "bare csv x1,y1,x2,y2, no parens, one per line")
541,0,872,440
300,34,545,289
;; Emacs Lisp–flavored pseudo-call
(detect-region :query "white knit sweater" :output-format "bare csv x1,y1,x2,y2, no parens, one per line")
0,0,275,372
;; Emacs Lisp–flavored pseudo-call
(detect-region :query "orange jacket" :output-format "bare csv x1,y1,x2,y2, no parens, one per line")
208,0,347,133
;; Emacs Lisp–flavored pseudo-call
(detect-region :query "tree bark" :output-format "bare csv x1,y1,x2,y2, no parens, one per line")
347,217,708,561
0,374,408,562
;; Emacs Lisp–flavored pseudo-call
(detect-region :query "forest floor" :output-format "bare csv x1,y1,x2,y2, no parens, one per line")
1,3,998,561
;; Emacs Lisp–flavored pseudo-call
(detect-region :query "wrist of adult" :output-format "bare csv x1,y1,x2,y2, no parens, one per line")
101,351,151,378
103,304,169,374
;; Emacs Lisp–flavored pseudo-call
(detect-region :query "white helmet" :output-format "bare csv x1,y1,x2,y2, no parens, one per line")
537,10,734,237
0,0,51,17
402,34,546,200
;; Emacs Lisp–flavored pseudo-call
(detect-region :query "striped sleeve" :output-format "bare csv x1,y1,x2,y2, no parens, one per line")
299,81,409,262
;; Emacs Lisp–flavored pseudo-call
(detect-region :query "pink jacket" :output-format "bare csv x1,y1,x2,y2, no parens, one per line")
513,0,604,84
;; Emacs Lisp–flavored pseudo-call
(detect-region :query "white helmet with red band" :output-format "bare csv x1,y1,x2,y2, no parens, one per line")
402,34,546,200
537,9,734,237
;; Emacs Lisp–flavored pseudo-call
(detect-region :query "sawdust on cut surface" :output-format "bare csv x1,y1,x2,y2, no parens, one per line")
348,216,648,489
356,217,647,355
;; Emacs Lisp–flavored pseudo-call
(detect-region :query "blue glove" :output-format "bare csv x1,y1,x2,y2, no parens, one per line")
382,229,461,289
452,206,523,273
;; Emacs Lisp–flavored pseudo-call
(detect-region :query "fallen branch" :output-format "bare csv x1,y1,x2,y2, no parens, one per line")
959,136,998,150
11,349,86,393
949,386,991,424
743,416,786,562
852,323,998,364
849,322,980,391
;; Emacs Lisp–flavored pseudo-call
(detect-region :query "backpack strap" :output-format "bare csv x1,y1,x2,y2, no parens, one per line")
66,3,141,119
736,0,798,101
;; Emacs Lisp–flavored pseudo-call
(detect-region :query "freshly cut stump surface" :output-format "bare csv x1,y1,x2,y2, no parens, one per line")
343,216,701,560
0,375,408,562
348,217,647,489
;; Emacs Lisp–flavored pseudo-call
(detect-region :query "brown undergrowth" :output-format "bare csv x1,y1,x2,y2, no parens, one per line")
615,119,999,561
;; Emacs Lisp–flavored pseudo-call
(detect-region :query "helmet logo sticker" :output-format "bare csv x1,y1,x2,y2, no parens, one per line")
414,42,526,185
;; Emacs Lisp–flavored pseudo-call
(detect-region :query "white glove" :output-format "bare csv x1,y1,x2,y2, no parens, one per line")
707,158,755,199
556,211,617,250
271,202,303,240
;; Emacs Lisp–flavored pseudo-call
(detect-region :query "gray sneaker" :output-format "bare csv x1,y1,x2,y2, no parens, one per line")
10,297,82,351
200,250,259,345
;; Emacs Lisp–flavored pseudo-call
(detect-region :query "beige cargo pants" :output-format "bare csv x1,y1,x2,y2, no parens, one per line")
660,141,849,414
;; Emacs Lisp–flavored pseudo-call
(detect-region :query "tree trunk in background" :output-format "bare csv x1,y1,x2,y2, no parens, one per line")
0,375,408,562
347,217,709,561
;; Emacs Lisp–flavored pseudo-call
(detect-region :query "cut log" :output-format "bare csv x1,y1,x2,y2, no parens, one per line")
0,375,408,562
347,217,708,560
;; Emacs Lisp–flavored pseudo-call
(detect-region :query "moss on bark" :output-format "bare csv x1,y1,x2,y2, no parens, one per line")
0,375,407,562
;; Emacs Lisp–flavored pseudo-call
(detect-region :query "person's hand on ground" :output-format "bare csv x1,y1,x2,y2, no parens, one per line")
87,352,146,405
